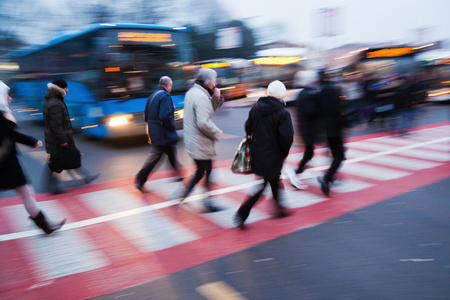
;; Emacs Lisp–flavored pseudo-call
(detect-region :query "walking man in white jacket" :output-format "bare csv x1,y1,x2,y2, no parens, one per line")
179,68,223,212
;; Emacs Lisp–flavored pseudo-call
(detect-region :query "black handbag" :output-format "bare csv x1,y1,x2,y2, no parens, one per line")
231,136,253,174
49,145,81,172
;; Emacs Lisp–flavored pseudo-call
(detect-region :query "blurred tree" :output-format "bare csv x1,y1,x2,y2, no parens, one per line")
185,0,230,33
187,20,258,61
0,0,259,60
68,0,119,25
133,0,174,24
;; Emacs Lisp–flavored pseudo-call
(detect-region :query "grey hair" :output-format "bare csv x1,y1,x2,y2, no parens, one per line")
197,68,217,85
159,76,172,87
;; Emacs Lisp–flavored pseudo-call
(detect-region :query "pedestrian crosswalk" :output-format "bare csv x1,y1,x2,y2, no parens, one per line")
1,124,449,299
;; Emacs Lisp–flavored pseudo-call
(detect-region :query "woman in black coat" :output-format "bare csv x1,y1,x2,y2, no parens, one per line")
234,80,294,229
42,79,99,193
0,81,66,234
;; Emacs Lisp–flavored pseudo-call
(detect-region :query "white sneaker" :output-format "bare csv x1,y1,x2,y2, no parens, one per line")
286,169,308,190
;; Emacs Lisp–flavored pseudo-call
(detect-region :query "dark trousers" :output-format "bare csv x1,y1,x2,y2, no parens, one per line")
296,119,316,174
237,176,283,222
296,145,314,174
182,159,212,199
136,145,180,185
44,162,93,192
324,135,345,183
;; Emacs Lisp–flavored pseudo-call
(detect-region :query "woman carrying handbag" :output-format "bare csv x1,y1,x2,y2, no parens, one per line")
42,79,99,194
234,80,294,230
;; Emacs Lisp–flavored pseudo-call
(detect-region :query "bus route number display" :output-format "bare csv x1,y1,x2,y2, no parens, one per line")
118,32,172,43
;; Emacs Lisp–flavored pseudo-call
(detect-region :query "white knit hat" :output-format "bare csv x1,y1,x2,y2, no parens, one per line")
267,80,287,100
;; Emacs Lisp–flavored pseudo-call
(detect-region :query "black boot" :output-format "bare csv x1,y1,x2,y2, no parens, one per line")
30,211,66,234
47,169,62,194
203,198,222,213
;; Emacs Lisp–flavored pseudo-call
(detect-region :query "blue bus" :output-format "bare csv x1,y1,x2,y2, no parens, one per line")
5,24,193,138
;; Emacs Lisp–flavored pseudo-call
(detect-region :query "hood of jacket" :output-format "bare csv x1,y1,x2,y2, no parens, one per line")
45,83,66,100
256,96,285,116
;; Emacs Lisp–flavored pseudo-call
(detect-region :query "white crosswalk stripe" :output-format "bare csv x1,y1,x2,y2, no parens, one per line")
1,201,109,280
341,162,412,181
78,189,200,252
346,149,441,170
373,136,449,151
186,194,270,228
349,140,449,161
393,148,449,161
280,188,329,207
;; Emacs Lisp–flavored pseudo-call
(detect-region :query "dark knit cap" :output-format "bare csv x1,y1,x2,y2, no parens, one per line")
52,79,68,89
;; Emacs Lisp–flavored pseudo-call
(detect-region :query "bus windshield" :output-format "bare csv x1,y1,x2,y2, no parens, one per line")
99,29,190,100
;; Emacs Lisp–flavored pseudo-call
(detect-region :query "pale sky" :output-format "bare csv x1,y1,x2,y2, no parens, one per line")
219,0,450,47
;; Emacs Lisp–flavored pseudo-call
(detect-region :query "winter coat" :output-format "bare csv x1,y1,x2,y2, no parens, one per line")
0,112,38,190
296,87,321,147
318,83,344,137
43,83,75,154
183,83,222,160
245,96,294,180
145,86,178,146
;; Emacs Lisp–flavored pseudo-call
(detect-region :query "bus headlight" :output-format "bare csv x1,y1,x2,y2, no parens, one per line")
108,114,133,126
175,109,184,120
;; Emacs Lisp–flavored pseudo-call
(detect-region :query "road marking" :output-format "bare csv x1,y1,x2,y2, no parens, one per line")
1,136,448,242
343,162,411,180
79,189,200,252
225,270,244,275
26,280,55,290
2,201,109,279
196,281,248,300
254,258,274,263
333,221,353,224
114,292,136,298
419,243,441,247
399,258,435,262
383,223,404,226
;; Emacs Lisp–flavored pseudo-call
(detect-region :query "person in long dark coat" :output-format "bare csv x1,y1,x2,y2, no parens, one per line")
234,80,294,230
0,81,66,234
287,70,321,190
42,79,99,193
316,71,346,196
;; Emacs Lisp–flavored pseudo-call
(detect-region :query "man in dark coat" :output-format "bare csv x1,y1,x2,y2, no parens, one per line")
43,79,99,193
287,70,321,190
135,76,183,193
316,71,346,196
234,80,294,230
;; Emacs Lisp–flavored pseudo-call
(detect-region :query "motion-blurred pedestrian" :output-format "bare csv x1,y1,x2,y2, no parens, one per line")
135,76,183,193
0,81,66,234
234,80,294,230
287,70,321,190
43,79,99,194
178,68,224,212
316,71,346,196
